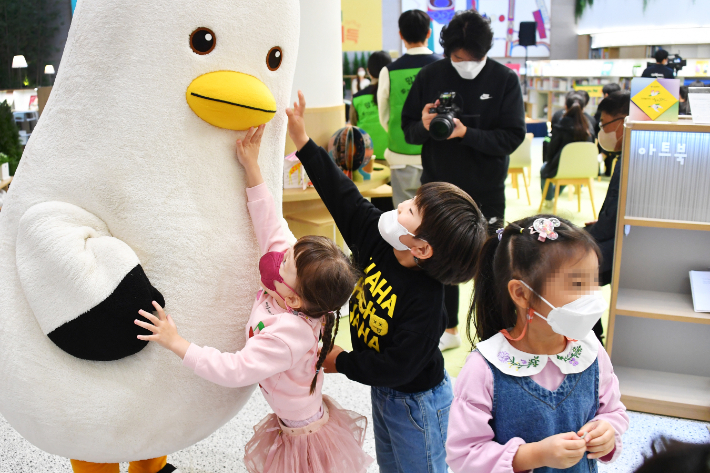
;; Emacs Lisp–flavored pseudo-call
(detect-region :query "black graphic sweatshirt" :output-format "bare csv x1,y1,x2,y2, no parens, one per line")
297,140,446,393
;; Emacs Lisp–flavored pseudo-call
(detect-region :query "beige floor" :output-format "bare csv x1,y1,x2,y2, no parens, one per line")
336,137,614,377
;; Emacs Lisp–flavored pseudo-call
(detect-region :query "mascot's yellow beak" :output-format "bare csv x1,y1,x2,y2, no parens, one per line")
186,71,276,130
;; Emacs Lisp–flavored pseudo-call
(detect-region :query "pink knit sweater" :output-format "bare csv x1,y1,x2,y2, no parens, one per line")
183,183,324,422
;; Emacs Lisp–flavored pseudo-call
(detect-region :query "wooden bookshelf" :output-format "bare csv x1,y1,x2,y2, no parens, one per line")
623,217,710,232
614,367,710,421
615,289,710,324
607,120,710,422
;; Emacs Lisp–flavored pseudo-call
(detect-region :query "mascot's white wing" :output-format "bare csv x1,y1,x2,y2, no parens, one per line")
17,201,163,361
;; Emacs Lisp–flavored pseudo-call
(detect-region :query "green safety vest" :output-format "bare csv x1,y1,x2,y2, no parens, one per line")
387,67,424,156
352,91,388,161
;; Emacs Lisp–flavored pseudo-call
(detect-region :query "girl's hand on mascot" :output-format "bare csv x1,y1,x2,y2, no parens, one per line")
236,125,265,188
285,90,309,151
135,301,191,359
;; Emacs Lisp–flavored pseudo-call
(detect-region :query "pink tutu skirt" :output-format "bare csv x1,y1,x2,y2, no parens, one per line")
244,395,374,473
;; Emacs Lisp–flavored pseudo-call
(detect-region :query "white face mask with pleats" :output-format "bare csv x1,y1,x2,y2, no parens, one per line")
378,209,419,251
520,281,607,340
451,57,487,80
598,116,623,152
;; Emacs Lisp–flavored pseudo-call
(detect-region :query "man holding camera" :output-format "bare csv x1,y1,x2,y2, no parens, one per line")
401,9,525,351
401,9,525,230
642,49,674,79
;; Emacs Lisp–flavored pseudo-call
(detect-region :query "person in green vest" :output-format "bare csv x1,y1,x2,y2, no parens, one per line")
349,51,392,164
377,10,441,206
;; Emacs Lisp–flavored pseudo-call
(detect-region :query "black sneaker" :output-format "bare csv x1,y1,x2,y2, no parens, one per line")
157,463,180,473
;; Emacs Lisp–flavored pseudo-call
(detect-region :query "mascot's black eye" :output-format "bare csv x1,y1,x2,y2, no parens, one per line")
267,47,283,71
190,28,216,55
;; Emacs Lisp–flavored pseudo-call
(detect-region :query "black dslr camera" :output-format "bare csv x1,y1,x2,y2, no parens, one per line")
429,91,461,141
667,54,687,76
648,54,687,77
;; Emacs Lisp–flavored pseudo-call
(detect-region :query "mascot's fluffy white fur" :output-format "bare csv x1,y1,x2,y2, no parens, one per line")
0,0,299,462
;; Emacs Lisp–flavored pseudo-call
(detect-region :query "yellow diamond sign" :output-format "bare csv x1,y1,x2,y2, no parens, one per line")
632,80,678,120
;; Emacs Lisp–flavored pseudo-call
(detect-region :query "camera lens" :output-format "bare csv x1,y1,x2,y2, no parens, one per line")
430,114,455,140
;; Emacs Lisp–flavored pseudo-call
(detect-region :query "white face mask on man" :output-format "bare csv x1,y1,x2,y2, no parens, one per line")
520,281,607,340
598,117,623,152
451,57,487,80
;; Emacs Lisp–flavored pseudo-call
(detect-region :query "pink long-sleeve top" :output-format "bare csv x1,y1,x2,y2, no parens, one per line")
182,183,324,422
446,333,629,473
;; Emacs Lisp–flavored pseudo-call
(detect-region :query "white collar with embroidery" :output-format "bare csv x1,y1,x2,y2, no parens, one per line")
477,331,599,377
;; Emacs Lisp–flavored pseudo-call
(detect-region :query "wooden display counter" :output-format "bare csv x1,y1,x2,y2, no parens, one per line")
282,164,391,205
283,165,391,248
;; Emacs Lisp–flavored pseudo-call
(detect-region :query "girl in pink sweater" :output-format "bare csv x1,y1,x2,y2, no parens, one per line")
134,125,373,473
446,216,629,473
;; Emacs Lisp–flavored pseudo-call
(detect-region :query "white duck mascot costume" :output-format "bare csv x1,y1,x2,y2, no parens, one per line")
0,0,299,471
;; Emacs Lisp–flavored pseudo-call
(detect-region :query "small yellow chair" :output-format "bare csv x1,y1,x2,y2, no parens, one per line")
539,141,598,217
508,133,533,205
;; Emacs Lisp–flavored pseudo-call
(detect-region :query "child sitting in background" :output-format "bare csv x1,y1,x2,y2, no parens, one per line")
447,215,629,472
135,125,372,473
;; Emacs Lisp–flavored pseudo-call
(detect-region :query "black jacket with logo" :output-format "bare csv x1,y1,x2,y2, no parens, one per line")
296,140,446,393
641,64,674,79
401,58,526,197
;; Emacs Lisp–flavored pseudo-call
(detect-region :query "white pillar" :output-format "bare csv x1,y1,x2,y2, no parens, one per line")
286,0,345,151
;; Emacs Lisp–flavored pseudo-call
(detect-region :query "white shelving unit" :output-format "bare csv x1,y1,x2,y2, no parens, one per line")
523,58,710,122
607,120,710,422
525,76,625,122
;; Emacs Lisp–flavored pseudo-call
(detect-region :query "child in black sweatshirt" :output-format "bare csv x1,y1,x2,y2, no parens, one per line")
286,91,488,473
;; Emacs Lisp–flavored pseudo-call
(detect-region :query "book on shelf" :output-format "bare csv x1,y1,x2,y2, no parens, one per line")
689,271,710,313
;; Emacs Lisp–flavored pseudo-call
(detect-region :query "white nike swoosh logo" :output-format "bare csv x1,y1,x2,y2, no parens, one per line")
480,94,491,100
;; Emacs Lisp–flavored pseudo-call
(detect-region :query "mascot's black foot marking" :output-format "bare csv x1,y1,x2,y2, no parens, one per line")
157,464,178,473
48,264,165,361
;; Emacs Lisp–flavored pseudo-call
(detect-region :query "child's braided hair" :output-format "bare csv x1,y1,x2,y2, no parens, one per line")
309,310,341,394
292,235,360,395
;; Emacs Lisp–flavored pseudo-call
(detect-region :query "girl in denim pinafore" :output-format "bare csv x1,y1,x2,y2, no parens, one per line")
446,216,629,473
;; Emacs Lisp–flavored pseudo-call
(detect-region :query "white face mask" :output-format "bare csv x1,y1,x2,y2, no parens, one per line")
378,209,419,251
357,69,366,77
598,118,622,152
520,281,606,340
451,57,487,80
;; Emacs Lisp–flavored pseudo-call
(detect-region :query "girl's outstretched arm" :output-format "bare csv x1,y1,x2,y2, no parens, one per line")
135,301,191,359
135,302,313,388
236,124,290,255
236,125,265,188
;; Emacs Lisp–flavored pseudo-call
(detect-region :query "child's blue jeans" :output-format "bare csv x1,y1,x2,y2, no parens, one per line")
371,372,453,473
